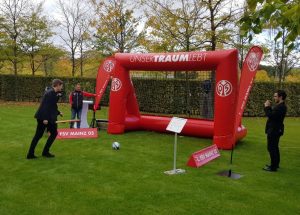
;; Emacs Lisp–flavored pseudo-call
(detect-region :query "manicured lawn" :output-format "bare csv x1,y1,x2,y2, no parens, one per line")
0,102,299,215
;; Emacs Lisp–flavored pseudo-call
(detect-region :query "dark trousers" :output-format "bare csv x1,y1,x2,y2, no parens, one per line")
70,108,82,128
28,120,57,155
267,134,281,169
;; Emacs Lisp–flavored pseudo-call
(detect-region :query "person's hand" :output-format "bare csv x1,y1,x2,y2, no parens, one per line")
264,100,271,107
43,120,48,125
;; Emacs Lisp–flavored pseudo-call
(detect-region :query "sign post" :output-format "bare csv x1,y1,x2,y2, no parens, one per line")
165,117,187,175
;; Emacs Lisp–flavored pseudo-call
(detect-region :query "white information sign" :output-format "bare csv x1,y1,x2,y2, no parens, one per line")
165,117,187,175
166,117,188,133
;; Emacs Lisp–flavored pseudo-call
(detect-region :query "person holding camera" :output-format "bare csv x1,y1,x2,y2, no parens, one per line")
27,79,64,159
69,83,96,128
263,90,287,172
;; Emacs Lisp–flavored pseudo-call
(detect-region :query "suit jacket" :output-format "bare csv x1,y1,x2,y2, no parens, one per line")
35,88,61,123
264,102,287,136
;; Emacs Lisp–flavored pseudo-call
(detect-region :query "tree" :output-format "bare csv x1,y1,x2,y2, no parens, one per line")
78,18,93,77
142,0,241,53
240,0,300,50
0,21,8,71
0,0,30,75
57,0,91,76
240,0,300,86
40,44,66,76
234,29,253,68
260,64,277,78
200,0,242,51
19,3,53,75
285,68,300,83
199,0,241,118
226,3,254,68
142,0,206,52
92,0,143,55
255,69,271,82
264,27,300,86
142,0,209,117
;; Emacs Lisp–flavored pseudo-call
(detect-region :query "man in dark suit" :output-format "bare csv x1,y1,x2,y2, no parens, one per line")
27,79,64,159
263,90,287,172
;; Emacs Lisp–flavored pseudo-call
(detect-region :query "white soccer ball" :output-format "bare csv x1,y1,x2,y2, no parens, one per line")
112,142,120,150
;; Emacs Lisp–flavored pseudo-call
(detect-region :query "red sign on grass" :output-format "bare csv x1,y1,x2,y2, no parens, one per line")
187,144,220,168
57,128,98,139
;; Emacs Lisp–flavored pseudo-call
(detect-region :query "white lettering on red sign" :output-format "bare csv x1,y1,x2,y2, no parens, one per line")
103,60,114,73
239,78,254,116
129,53,207,63
247,52,260,72
98,79,109,95
187,144,220,168
194,148,219,162
111,78,122,92
129,55,153,63
57,128,98,139
58,130,96,136
216,80,233,97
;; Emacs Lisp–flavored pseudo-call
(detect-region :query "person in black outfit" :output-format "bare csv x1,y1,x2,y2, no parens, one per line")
27,79,64,159
263,90,287,172
69,83,96,128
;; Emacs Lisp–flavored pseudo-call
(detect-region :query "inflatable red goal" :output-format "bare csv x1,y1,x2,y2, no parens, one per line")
94,46,263,149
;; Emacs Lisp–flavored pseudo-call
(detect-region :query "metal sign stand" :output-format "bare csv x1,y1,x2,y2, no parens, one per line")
164,117,187,175
217,143,243,179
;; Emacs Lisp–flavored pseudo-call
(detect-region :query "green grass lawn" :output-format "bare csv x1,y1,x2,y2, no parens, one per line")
0,102,299,215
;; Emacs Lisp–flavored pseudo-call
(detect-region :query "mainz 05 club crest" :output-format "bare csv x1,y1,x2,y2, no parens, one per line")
216,80,232,97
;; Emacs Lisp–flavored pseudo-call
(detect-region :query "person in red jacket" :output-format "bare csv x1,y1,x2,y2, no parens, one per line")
69,83,96,128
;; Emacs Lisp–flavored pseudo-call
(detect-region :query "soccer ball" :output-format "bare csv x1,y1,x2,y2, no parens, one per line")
112,142,120,150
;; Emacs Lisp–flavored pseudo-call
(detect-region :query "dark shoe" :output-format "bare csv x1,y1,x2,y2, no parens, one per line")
42,152,55,158
263,166,277,172
265,164,279,169
27,154,38,159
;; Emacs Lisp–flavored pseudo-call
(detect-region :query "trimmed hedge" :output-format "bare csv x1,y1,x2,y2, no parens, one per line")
245,82,300,117
132,79,214,119
0,75,97,103
0,74,299,116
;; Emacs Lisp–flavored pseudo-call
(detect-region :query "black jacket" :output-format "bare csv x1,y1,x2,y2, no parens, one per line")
264,102,287,136
70,90,84,110
35,88,61,123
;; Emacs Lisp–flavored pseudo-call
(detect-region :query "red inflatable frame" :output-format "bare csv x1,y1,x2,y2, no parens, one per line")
94,47,263,149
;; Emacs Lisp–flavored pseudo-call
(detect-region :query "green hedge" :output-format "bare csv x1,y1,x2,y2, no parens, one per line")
0,74,299,116
0,75,97,103
132,79,214,118
245,82,300,117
